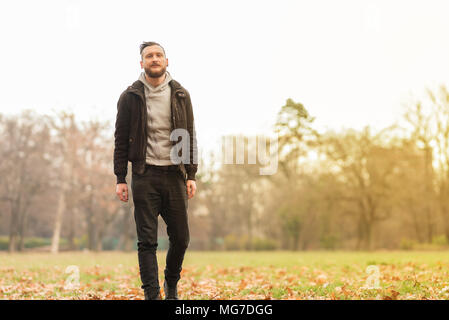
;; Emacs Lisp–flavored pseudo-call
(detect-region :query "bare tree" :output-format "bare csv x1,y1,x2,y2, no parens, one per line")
0,111,51,252
48,111,80,253
318,127,402,250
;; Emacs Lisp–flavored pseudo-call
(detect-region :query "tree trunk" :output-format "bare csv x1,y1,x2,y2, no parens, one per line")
18,209,29,251
411,207,423,243
87,206,96,251
365,221,373,251
95,229,103,252
51,185,65,253
292,233,299,251
8,198,21,253
355,218,364,251
67,207,77,251
441,204,449,244
118,206,134,251
8,229,18,253
424,145,434,243
51,157,71,254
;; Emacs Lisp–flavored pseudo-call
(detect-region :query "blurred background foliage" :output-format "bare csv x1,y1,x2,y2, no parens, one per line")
1,85,449,253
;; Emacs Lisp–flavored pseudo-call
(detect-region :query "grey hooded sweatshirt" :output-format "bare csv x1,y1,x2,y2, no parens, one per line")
138,71,175,165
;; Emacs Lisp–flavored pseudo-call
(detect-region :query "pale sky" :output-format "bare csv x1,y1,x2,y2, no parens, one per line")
1,0,448,163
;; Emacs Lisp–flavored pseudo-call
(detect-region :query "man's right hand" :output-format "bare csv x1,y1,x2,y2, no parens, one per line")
116,183,128,202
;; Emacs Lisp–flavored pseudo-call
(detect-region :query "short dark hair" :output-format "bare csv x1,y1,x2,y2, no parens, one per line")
140,41,166,57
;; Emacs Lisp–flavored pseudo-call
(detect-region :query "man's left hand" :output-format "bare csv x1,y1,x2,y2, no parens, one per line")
186,180,197,199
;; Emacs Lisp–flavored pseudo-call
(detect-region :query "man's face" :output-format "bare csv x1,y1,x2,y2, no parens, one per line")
140,45,168,78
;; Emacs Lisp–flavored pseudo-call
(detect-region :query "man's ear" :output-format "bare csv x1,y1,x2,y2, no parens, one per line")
140,60,143,69
166,58,169,67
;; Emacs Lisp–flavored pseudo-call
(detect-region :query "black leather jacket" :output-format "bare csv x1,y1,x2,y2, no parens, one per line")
113,78,198,184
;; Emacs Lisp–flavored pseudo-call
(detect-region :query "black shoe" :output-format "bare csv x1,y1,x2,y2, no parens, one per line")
144,288,162,300
163,280,179,300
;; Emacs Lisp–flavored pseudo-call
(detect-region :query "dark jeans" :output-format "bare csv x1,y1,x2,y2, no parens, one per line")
131,164,189,291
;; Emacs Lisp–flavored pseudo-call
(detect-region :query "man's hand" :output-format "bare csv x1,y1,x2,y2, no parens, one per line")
186,180,197,199
116,183,128,202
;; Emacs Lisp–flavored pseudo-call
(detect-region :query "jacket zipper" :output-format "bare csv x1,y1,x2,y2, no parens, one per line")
172,93,177,142
130,86,184,167
142,96,148,160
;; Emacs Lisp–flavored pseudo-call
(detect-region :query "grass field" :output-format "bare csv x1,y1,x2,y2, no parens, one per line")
1,250,449,300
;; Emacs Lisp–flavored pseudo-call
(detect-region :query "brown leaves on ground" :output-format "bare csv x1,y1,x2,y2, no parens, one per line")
1,257,449,300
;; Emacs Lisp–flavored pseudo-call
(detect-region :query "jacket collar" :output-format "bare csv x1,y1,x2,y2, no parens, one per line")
126,77,186,99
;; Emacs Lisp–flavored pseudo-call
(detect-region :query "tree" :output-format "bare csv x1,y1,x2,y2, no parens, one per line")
0,111,52,252
404,86,449,242
275,98,318,179
318,127,401,250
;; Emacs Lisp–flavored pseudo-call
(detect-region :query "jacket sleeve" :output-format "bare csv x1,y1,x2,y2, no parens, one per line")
114,92,131,184
184,90,198,181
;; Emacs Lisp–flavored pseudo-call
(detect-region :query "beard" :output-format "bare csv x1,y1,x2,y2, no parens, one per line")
144,64,167,78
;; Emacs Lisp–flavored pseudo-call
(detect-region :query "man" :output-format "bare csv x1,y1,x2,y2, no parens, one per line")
114,41,198,300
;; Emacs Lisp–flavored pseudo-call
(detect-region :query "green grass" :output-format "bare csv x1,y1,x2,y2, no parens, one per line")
1,250,449,299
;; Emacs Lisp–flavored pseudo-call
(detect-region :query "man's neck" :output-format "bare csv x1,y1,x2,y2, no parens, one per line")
145,72,166,87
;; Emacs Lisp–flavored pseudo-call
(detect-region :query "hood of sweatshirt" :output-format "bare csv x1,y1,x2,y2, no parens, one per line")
138,70,173,94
